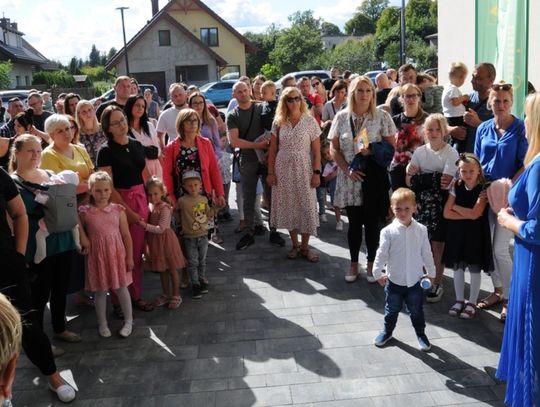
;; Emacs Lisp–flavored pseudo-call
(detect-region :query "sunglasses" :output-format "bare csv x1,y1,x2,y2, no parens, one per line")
286,96,302,103
312,82,320,87
403,94,420,99
491,83,512,91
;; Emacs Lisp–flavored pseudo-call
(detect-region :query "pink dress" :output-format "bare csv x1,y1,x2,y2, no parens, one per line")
145,201,185,272
79,203,132,292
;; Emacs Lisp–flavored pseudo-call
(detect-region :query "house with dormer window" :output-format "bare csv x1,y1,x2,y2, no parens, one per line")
0,17,54,89
105,0,255,98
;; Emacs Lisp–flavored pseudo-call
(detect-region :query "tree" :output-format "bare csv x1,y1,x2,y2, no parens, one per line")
344,13,375,36
358,0,389,22
0,60,13,89
269,10,323,75
405,0,437,40
244,24,281,77
68,57,80,74
374,6,401,62
321,21,342,37
89,44,100,67
318,35,377,74
107,47,117,60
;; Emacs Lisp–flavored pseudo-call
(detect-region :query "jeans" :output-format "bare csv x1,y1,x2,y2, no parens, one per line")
384,280,425,336
239,156,262,233
184,236,209,285
316,186,326,215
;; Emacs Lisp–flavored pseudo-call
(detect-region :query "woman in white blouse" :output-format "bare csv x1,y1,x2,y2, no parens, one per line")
124,95,162,179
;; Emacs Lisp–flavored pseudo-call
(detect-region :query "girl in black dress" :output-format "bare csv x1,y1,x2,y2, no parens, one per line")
443,153,492,319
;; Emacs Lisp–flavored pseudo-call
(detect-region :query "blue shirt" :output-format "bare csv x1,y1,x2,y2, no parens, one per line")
465,91,493,152
474,116,528,181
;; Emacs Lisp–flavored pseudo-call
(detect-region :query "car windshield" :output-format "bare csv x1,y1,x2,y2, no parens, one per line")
199,83,214,92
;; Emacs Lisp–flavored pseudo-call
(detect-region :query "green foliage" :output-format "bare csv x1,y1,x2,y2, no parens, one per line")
89,44,101,67
319,36,377,75
244,25,281,78
358,0,390,22
260,63,281,80
321,21,342,37
269,10,323,75
344,13,375,36
407,38,438,70
68,57,80,75
107,47,117,60
405,0,437,40
80,65,114,82
93,81,111,96
32,70,76,87
0,60,13,89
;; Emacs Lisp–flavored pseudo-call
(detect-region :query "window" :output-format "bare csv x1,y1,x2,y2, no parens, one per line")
200,28,218,47
25,76,30,85
158,30,171,46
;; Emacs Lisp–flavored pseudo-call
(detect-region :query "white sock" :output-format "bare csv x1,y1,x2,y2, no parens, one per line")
94,291,108,328
34,227,50,264
115,287,133,324
453,268,465,302
468,267,482,304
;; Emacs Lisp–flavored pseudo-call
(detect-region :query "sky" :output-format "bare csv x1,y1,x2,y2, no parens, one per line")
1,0,396,65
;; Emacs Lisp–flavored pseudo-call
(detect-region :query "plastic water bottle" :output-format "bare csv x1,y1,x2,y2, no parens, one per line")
420,277,432,290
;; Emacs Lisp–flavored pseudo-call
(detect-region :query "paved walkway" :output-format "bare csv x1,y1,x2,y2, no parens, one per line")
13,196,508,406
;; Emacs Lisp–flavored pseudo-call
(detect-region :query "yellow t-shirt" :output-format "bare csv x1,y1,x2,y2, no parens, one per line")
40,144,94,183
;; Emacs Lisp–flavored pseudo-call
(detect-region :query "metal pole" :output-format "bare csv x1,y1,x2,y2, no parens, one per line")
116,7,130,76
400,0,406,66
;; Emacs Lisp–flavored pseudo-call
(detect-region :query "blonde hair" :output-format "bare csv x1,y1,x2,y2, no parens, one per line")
8,134,41,173
261,80,276,93
348,76,377,117
175,109,201,140
0,293,22,374
65,114,80,144
456,153,486,185
424,113,450,142
76,100,100,135
88,171,113,205
524,92,540,166
488,80,514,108
390,187,416,206
274,87,309,127
449,62,468,78
188,92,216,129
145,176,169,203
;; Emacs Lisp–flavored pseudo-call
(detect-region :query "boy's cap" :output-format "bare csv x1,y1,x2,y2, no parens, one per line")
182,170,201,181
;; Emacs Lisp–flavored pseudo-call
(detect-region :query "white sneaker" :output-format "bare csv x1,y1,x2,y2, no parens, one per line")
366,275,377,284
49,383,76,403
98,325,111,338
320,214,328,223
119,322,133,338
345,265,359,282
335,220,344,231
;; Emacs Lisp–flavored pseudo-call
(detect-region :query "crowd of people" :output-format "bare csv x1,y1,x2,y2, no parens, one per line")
0,63,539,406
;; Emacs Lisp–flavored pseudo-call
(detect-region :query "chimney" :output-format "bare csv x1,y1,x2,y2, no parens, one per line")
11,22,18,31
151,0,159,17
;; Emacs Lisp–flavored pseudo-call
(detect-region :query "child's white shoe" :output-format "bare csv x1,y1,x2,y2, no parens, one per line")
98,325,111,338
119,322,133,338
336,220,344,231
319,214,328,223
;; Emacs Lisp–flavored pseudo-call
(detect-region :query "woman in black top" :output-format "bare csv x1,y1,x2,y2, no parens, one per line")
97,106,152,312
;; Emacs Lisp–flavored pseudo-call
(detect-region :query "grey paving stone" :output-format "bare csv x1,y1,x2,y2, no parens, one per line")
244,354,298,375
265,371,321,387
198,340,257,358
162,391,216,407
371,392,436,407
290,382,334,404
216,386,292,407
429,387,499,405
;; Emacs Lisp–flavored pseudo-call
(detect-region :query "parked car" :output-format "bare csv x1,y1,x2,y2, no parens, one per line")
90,84,162,105
220,72,239,81
199,80,236,106
364,70,386,86
1,90,31,123
275,70,331,94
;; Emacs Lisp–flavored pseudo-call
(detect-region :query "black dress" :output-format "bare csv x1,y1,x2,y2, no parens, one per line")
443,182,493,271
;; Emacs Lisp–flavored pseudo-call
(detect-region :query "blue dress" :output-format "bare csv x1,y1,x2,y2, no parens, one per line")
496,155,540,406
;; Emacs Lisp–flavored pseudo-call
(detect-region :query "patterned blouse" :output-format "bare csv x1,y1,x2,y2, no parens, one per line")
80,130,108,166
327,108,396,208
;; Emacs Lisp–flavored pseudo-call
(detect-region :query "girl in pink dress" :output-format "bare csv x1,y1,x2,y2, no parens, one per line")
78,171,134,338
138,177,185,309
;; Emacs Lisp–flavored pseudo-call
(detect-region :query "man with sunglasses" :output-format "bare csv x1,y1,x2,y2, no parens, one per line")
449,63,495,153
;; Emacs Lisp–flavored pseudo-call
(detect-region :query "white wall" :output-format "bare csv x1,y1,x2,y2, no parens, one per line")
438,0,539,91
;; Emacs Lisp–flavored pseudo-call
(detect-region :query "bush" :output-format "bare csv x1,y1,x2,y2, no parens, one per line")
32,70,76,88
0,60,13,89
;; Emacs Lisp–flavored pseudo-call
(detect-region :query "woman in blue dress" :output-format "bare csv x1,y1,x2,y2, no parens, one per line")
496,92,540,406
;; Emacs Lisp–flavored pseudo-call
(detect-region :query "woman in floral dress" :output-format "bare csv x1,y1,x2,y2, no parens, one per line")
266,87,321,262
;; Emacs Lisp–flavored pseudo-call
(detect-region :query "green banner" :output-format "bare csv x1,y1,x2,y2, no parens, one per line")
475,0,529,118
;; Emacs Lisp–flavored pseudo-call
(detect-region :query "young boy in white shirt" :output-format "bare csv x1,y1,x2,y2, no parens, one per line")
372,188,436,351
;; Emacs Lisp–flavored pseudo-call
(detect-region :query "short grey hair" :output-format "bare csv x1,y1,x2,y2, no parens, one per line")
44,114,70,134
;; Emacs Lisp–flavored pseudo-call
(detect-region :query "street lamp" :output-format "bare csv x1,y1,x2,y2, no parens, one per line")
400,0,406,66
116,6,130,76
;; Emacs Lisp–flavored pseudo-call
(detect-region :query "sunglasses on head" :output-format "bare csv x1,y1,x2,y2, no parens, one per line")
286,96,302,103
491,83,512,91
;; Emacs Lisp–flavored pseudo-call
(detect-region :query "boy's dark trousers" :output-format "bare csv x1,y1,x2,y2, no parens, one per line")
383,280,426,336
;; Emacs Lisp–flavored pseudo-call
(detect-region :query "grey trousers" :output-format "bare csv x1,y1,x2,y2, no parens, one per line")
239,156,262,233
184,236,209,285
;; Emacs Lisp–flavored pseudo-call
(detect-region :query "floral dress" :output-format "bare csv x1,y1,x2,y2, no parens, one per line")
270,115,320,235
327,108,396,208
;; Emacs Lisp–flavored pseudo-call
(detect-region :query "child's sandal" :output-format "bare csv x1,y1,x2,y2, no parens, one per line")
301,248,319,263
133,298,154,312
153,294,169,307
448,300,465,317
459,302,477,319
500,299,508,323
167,296,182,310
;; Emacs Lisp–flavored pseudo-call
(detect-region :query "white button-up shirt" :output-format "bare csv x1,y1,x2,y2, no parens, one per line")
373,218,436,287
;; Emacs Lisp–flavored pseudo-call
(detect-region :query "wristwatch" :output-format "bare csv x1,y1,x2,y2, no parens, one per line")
313,169,321,175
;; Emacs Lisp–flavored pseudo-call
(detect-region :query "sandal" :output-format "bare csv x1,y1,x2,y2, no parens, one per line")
153,294,169,307
167,295,182,310
477,292,503,309
500,299,508,323
301,248,319,263
459,302,477,319
287,245,301,259
448,300,465,317
112,304,124,319
133,298,154,312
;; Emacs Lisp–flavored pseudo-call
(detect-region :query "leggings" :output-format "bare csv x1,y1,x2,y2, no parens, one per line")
345,205,381,263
